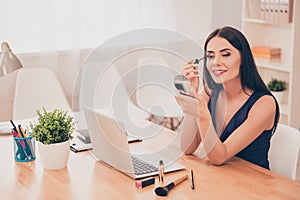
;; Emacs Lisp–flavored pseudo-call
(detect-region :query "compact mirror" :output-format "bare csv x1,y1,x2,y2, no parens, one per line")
174,75,190,93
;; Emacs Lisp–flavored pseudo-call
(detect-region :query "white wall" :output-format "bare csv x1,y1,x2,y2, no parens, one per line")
0,0,243,120
211,0,242,30
172,0,213,40
172,0,242,41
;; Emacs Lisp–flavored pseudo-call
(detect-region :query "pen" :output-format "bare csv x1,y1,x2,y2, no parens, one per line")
190,169,194,190
12,131,28,160
26,125,32,136
18,124,33,158
18,124,25,138
10,120,18,133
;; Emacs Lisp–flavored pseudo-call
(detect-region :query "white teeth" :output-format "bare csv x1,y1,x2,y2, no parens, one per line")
213,70,225,75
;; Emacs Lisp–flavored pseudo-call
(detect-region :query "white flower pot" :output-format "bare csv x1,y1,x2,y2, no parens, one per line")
38,140,70,170
271,91,284,103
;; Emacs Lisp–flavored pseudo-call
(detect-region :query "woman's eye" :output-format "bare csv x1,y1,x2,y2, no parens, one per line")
222,53,231,57
207,55,214,59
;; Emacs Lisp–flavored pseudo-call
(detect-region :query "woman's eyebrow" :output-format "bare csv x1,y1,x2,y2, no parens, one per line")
206,48,232,53
219,48,232,52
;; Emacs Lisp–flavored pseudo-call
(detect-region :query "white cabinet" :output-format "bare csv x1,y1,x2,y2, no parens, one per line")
242,0,300,129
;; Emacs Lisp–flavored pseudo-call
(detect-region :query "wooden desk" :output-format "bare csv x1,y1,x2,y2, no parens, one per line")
1,129,300,200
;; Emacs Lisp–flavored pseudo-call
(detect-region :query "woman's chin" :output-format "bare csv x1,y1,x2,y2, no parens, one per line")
212,77,224,85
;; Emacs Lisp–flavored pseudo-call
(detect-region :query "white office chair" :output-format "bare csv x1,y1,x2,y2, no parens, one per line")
79,61,148,131
0,69,19,121
136,56,183,130
269,123,300,182
13,68,72,120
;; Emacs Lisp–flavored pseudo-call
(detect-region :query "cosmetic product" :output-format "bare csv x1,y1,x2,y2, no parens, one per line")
158,160,165,186
135,177,155,189
190,169,194,189
155,174,188,196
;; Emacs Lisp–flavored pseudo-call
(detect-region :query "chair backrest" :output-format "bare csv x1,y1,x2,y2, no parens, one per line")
269,123,300,182
0,69,19,121
79,61,148,128
13,68,72,120
79,61,129,110
136,56,182,117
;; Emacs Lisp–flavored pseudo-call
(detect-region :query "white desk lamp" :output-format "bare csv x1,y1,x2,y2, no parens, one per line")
0,41,23,77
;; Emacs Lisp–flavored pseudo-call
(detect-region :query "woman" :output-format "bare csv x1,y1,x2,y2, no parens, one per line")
176,26,279,169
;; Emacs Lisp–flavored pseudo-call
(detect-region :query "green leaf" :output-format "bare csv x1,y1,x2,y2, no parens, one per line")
30,107,75,144
267,77,287,92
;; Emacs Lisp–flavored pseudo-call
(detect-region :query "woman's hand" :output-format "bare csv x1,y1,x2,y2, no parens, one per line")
175,90,199,117
175,90,210,119
183,60,200,93
194,92,211,122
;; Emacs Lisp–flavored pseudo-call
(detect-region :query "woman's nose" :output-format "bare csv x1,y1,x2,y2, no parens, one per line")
212,54,222,65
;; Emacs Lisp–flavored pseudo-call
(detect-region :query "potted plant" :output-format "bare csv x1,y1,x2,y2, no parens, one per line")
30,108,75,170
267,77,287,103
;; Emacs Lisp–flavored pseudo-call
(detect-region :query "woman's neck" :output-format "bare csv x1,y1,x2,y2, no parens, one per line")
222,78,248,101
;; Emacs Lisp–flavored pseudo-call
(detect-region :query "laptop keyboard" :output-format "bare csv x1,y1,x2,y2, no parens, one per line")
131,156,158,175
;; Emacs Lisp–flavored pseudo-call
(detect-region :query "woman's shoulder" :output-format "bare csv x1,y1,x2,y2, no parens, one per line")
255,94,276,106
249,92,277,117
251,90,275,104
248,91,277,130
250,90,276,109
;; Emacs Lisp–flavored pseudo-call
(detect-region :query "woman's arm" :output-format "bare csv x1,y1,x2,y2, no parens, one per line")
180,114,201,154
176,89,203,154
196,94,276,165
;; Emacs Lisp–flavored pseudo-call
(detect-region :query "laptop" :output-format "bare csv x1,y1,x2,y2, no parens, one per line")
83,106,185,179
70,110,143,152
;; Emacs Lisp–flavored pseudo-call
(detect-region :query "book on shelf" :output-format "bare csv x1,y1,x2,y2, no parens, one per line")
260,0,265,20
252,52,281,59
251,46,281,55
280,0,294,23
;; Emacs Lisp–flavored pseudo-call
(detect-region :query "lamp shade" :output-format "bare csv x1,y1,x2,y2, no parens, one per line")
0,42,23,77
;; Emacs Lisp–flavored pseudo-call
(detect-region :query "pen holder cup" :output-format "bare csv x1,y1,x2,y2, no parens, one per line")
13,136,36,162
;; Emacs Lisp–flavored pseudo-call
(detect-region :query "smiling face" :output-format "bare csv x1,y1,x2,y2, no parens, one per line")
206,36,241,86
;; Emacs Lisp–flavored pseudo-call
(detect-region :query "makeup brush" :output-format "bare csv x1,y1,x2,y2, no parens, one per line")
154,174,188,196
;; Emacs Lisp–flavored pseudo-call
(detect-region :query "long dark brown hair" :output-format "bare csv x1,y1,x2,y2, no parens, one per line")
202,26,279,131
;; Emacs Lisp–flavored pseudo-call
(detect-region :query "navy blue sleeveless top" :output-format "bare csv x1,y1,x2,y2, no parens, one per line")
208,89,274,169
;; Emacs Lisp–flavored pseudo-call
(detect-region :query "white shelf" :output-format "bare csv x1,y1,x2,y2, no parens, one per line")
244,18,293,27
255,58,290,73
244,18,267,24
242,0,300,129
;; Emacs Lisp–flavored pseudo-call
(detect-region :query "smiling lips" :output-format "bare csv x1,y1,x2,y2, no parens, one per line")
212,69,227,76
